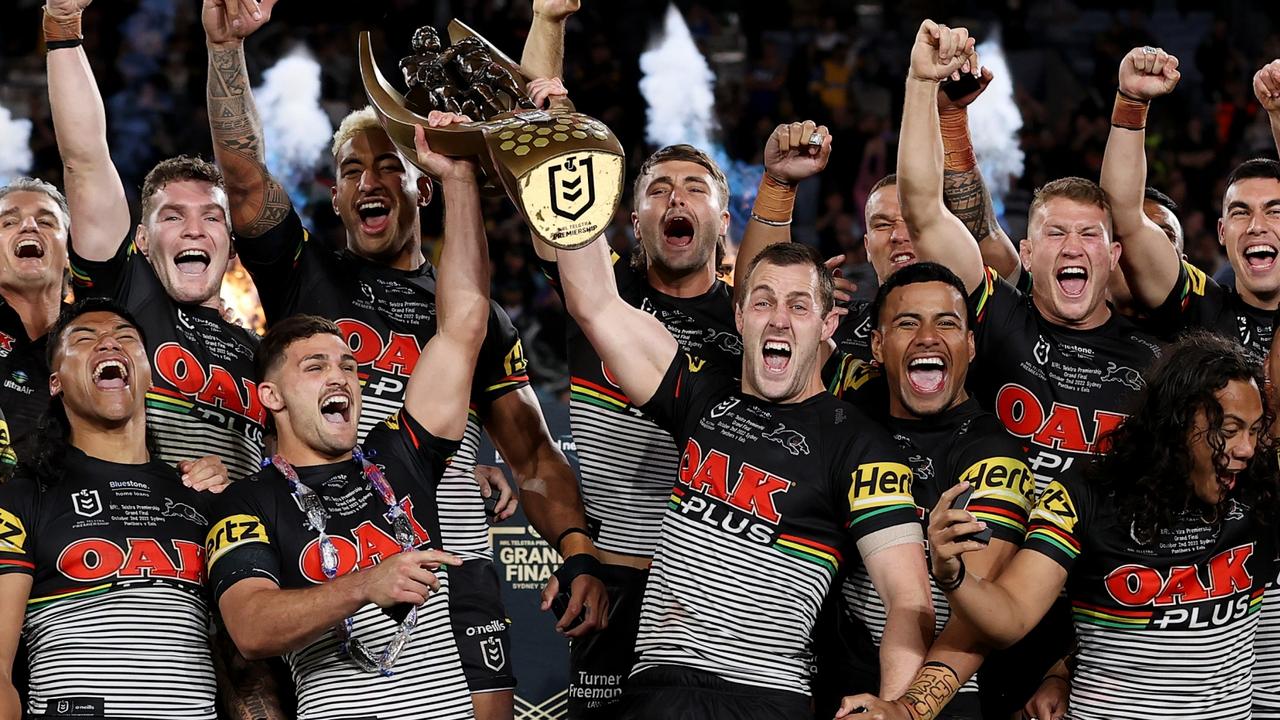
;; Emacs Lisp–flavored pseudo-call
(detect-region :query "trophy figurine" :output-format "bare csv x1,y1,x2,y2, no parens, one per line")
360,21,625,250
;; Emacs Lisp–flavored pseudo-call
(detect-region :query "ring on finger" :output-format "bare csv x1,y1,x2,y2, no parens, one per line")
1142,45,1157,54
807,132,823,146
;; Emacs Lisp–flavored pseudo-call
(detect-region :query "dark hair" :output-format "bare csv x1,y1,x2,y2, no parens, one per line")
1143,186,1178,213
737,243,835,315
20,298,150,491
46,297,146,367
1225,158,1280,193
630,144,729,273
869,261,972,329
1091,331,1277,542
256,314,344,379
140,155,226,222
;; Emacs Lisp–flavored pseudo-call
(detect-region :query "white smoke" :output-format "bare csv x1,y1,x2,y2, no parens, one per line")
970,33,1024,205
0,104,33,185
638,4,760,241
252,45,332,215
640,4,718,149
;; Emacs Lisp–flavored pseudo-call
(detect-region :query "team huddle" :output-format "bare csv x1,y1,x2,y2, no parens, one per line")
0,1,1278,720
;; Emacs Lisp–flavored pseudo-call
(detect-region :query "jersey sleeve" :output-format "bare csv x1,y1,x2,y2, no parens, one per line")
969,266,1029,352
0,476,38,577
638,350,736,445
471,301,531,411
1022,478,1090,571
1146,260,1229,335
954,430,1036,545
363,408,463,497
233,207,310,322
843,430,923,559
824,353,888,416
205,482,281,602
69,235,156,306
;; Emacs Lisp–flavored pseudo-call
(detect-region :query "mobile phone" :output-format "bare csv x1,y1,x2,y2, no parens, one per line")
941,73,981,101
949,485,992,544
551,590,586,631
483,494,500,522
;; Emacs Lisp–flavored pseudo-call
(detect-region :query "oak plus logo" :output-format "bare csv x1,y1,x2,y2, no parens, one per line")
674,438,793,544
995,383,1126,454
1104,544,1258,629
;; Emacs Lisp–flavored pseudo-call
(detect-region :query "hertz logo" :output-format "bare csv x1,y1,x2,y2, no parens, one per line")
960,457,1035,508
205,514,268,568
1031,481,1079,533
0,508,25,553
849,462,913,505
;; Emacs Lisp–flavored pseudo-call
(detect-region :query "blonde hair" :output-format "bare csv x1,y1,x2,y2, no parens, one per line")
331,106,384,158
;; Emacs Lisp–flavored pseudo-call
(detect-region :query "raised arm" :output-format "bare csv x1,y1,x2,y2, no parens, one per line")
403,119,490,442
202,0,291,238
1255,60,1280,159
936,69,1022,281
732,121,832,292
555,236,679,406
520,0,578,79
899,21,985,294
1100,46,1182,308
45,0,130,261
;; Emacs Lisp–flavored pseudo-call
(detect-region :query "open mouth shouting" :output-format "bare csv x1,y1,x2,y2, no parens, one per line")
91,357,130,391
320,391,352,425
662,214,695,249
1056,265,1088,298
890,250,916,268
906,354,946,394
762,339,792,374
174,248,211,276
1243,243,1278,273
14,236,45,261
356,197,393,236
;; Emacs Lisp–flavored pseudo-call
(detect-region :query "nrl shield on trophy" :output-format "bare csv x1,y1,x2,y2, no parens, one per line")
359,20,625,250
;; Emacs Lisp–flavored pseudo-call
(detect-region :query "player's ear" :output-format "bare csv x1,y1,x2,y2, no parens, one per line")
416,175,433,207
134,224,150,257
871,329,884,365
259,381,285,414
1018,238,1032,271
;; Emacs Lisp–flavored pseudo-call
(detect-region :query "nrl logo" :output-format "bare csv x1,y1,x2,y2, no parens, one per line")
548,155,596,221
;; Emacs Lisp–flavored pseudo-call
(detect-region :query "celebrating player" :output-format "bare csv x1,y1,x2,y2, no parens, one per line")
207,119,491,719
45,0,259,485
0,299,230,717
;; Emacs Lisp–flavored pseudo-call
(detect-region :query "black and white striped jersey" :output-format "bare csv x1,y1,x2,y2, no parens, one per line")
633,353,922,696
1025,474,1275,720
240,209,529,561
539,253,741,558
70,240,266,482
0,448,216,718
207,409,473,719
839,400,1034,709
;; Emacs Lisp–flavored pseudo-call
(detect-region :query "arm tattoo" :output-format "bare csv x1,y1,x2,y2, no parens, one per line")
943,168,997,243
212,625,287,720
899,662,962,720
207,44,292,236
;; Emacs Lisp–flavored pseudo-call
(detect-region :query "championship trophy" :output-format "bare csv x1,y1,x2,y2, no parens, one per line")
359,21,625,250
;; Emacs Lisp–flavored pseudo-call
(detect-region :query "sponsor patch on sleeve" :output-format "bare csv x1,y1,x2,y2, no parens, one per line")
848,461,914,513
205,514,269,569
0,508,26,553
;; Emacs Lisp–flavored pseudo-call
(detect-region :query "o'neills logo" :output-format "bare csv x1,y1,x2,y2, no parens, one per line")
57,538,205,584
298,498,431,583
153,343,265,424
339,319,423,378
1106,545,1254,607
995,383,1126,454
674,438,792,544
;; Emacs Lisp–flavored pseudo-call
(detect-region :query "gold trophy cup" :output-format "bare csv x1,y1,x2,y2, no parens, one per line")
359,21,625,250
